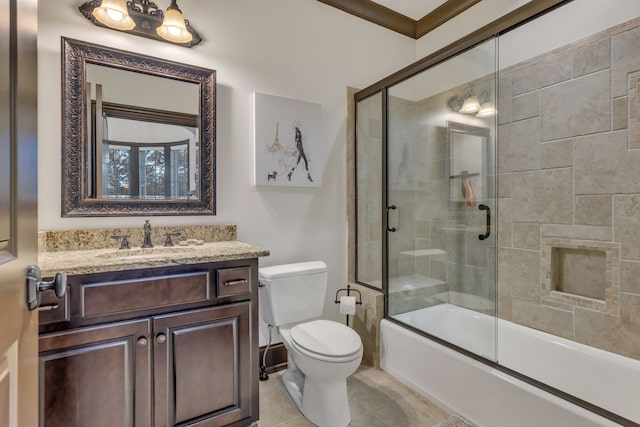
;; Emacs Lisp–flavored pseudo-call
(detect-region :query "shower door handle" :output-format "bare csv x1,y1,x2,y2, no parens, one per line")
478,204,490,241
386,205,397,232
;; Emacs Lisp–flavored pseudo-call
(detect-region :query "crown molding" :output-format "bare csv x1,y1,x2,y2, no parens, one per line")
317,0,481,39
316,0,415,37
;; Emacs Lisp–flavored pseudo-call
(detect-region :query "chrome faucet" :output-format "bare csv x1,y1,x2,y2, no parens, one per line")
142,220,153,248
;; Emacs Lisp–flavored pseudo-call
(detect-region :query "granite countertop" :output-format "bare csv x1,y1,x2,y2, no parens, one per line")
39,241,270,277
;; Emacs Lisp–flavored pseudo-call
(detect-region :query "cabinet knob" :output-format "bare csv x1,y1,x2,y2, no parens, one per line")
156,333,167,344
137,337,148,347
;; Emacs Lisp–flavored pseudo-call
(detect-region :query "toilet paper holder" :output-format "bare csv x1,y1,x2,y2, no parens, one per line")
334,285,362,326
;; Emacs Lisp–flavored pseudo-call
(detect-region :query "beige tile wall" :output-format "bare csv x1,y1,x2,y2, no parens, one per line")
498,16,640,360
349,283,384,368
349,89,385,368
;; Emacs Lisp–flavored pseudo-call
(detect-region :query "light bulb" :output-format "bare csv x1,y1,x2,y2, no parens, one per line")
459,96,480,114
476,102,497,118
106,8,123,21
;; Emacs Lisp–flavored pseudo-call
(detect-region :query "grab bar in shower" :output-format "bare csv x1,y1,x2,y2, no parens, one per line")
478,204,490,241
386,205,397,232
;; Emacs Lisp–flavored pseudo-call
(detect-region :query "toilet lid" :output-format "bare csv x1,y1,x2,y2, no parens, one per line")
291,319,362,358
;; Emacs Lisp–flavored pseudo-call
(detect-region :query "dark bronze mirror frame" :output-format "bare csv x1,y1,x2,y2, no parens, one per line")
61,37,216,217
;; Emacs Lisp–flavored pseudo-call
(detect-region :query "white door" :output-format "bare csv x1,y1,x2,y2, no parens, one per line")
0,0,39,426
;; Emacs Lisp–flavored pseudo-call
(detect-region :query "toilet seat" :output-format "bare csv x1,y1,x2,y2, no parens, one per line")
289,320,362,363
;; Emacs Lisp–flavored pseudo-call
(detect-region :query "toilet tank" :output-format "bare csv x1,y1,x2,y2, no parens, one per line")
258,261,327,327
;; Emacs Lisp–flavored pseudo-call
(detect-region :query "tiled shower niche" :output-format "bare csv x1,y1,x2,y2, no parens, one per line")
554,248,605,299
541,239,619,315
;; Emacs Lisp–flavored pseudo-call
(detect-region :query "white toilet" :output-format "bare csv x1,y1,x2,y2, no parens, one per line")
258,261,363,427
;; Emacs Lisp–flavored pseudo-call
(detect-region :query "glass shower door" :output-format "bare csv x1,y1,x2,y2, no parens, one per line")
386,38,498,360
355,92,383,289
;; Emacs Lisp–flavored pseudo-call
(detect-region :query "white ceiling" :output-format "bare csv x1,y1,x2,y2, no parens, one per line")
371,0,449,20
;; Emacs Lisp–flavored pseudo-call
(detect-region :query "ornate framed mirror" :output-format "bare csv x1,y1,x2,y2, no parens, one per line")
61,37,216,216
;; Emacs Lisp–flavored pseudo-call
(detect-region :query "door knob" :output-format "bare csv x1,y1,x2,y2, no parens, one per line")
26,265,67,311
156,333,167,344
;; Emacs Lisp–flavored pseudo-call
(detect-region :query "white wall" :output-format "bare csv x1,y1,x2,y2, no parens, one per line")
37,0,415,337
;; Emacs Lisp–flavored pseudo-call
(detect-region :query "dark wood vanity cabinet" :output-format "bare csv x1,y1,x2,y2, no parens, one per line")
38,259,259,427
39,318,152,427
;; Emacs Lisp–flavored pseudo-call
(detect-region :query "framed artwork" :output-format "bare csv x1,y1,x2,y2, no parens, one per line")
253,92,322,187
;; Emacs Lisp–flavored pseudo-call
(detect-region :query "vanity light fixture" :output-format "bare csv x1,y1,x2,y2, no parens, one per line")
447,86,497,118
79,0,202,47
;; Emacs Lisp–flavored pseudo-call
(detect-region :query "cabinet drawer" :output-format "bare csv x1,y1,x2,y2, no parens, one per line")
217,266,251,297
80,272,211,318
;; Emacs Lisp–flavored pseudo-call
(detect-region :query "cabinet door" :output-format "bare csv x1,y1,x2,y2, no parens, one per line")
38,319,151,427
153,302,251,427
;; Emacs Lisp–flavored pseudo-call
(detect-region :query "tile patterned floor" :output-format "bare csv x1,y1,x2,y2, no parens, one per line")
258,366,451,427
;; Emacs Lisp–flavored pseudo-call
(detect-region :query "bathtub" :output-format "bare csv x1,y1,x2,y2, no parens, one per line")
381,304,640,427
